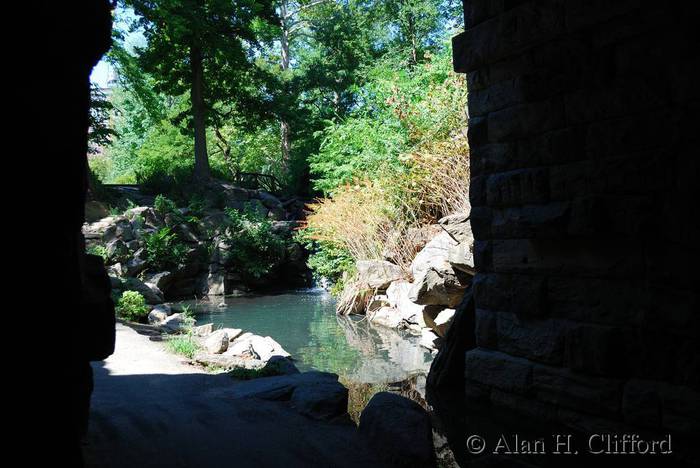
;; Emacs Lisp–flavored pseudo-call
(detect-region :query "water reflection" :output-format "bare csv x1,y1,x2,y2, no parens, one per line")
181,289,433,385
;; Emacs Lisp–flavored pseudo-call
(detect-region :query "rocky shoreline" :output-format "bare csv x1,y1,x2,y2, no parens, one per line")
83,185,311,304
345,212,474,353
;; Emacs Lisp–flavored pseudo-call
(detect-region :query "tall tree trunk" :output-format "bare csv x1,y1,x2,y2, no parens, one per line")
279,0,291,172
190,45,210,180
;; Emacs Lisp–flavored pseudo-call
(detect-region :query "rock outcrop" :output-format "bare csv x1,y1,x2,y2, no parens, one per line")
83,188,310,303
359,392,436,468
362,213,474,351
193,328,295,372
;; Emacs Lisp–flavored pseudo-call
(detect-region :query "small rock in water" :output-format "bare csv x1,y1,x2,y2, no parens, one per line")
217,302,227,308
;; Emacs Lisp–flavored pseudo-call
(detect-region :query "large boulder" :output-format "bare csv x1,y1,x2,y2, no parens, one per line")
192,323,214,336
144,271,174,295
410,231,456,280
122,277,164,304
369,307,404,329
359,392,435,468
219,328,243,341
124,248,147,277
224,333,290,362
160,313,190,333
408,227,470,307
290,379,348,421
386,281,426,327
147,309,168,325
420,328,442,351
249,335,291,361
204,330,229,354
409,267,467,308
356,260,404,290
423,307,455,338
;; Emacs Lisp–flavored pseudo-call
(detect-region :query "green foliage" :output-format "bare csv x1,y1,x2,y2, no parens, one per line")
116,290,150,321
99,0,460,195
88,84,118,154
294,229,353,286
310,115,408,195
87,244,109,262
143,227,189,271
167,335,200,359
222,208,289,279
154,194,179,215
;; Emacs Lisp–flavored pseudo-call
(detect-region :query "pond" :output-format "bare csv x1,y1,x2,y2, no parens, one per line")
178,288,434,385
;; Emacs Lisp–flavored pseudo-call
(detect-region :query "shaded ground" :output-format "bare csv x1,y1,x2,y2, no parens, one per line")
83,324,387,468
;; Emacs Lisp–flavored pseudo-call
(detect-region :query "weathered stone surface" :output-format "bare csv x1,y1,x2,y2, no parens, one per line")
409,268,467,308
222,333,290,363
496,312,567,365
204,330,229,354
160,313,189,333
532,364,623,416
447,242,475,274
192,323,214,337
419,328,442,351
290,380,348,421
464,348,532,394
410,231,459,280
432,308,456,337
219,328,243,341
359,392,435,468
122,277,164,305
147,309,168,325
367,294,390,312
386,281,425,324
448,1,699,459
369,307,403,329
356,260,404,290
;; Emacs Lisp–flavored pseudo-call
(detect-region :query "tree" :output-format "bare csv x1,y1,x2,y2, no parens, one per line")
275,0,330,172
88,84,117,154
125,0,278,181
379,0,441,66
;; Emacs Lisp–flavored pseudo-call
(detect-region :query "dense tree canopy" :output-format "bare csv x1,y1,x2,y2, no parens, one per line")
124,0,279,179
91,0,463,194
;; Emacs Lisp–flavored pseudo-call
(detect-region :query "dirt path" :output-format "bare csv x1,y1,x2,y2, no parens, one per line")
99,323,202,376
83,323,386,468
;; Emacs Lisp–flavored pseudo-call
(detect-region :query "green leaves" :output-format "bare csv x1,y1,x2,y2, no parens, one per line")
222,208,289,279
116,290,150,322
143,227,189,271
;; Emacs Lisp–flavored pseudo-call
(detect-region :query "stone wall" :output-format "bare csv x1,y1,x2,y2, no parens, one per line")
453,0,699,461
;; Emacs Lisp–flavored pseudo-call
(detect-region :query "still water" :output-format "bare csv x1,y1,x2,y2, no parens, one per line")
180,289,433,384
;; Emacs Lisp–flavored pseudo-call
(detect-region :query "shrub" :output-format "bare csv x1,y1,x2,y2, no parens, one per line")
222,208,289,279
88,154,113,183
154,194,179,215
116,291,150,322
143,227,189,271
87,244,109,262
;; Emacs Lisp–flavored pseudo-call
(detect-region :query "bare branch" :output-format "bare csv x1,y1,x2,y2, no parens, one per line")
289,0,330,18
